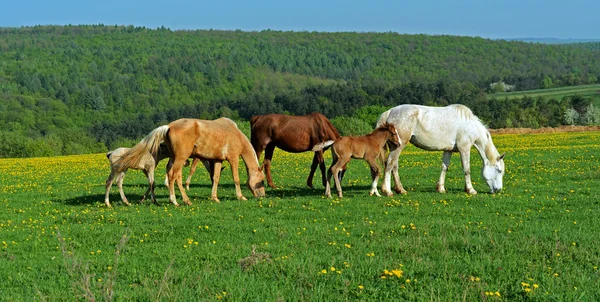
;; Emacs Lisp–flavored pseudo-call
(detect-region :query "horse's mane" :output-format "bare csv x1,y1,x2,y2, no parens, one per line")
451,105,498,161
450,104,490,128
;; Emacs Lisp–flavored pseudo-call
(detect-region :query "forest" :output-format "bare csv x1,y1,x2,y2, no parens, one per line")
1,24,600,157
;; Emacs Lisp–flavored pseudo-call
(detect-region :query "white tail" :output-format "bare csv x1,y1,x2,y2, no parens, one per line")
113,125,169,174
312,140,335,152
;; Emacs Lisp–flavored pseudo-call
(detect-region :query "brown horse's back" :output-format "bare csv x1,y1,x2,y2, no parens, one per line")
250,113,340,153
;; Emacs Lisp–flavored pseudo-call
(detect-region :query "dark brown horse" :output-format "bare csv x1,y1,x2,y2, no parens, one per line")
250,112,341,189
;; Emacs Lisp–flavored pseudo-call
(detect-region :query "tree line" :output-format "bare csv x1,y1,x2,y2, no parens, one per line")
1,25,599,157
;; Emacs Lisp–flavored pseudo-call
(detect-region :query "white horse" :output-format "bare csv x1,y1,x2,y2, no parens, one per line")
376,104,505,195
105,145,212,207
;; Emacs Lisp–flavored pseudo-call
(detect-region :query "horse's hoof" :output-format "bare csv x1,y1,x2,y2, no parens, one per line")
382,190,393,197
465,189,477,195
211,197,221,203
394,188,407,195
239,196,248,201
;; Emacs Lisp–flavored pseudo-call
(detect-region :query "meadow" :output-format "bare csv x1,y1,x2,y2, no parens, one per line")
1,131,599,301
490,84,600,106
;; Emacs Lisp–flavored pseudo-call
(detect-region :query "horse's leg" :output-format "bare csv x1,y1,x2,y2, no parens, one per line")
210,161,223,203
366,157,381,197
206,160,215,183
325,155,337,198
185,158,200,190
105,170,118,207
229,157,247,201
436,151,452,193
263,144,277,188
140,170,151,204
116,171,131,206
164,159,172,186
317,150,327,188
382,143,407,196
458,147,477,195
177,167,193,206
305,149,327,188
167,158,188,207
332,160,346,198
147,169,159,206
391,156,406,195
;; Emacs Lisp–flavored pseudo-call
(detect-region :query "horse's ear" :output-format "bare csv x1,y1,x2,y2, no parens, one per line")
498,153,506,161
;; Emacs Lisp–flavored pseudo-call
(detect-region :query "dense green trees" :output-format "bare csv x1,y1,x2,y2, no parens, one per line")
1,25,600,157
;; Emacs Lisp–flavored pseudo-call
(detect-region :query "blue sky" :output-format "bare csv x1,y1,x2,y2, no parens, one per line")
1,0,598,39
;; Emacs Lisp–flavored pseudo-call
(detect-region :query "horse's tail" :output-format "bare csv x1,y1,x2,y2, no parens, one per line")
318,114,341,139
113,125,170,173
312,140,335,152
376,109,391,128
250,115,262,126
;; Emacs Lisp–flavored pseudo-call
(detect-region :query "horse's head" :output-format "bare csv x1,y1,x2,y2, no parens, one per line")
482,154,505,193
383,123,401,146
247,168,266,198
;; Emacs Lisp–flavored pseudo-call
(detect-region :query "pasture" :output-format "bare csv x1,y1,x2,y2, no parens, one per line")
490,84,600,106
1,131,599,301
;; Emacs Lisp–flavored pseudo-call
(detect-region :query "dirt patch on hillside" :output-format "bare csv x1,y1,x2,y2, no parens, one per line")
490,125,600,135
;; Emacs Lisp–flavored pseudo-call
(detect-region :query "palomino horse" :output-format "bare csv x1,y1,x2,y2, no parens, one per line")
312,123,400,198
376,104,505,195
114,118,265,206
250,112,341,189
163,158,224,190
105,145,213,207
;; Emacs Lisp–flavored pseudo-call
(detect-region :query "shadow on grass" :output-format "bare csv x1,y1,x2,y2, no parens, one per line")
57,182,264,207
265,184,379,199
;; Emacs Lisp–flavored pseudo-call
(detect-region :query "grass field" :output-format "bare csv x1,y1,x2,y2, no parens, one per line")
1,131,600,301
490,84,600,106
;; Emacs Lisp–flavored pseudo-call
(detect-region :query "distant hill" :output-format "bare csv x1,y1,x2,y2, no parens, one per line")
502,37,600,44
1,25,600,157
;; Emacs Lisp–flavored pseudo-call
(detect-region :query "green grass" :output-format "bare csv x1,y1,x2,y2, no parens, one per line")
490,84,600,106
1,131,600,300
